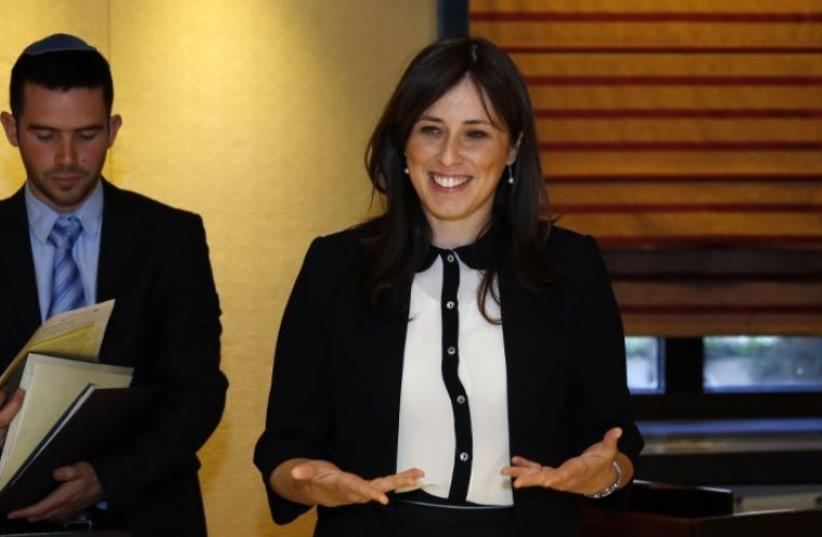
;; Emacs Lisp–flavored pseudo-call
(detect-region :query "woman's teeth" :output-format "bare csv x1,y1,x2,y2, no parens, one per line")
432,174,469,188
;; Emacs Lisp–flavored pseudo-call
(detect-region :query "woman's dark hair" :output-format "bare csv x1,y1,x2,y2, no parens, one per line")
364,36,554,320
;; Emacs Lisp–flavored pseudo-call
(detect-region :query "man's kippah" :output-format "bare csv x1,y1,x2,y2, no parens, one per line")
22,33,96,56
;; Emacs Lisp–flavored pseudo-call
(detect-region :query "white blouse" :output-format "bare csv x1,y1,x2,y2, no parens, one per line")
396,251,513,506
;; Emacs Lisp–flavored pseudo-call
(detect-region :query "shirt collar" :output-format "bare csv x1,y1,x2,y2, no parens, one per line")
25,179,104,244
418,221,502,272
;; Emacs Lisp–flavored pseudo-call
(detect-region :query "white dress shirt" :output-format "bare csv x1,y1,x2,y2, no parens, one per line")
397,252,513,506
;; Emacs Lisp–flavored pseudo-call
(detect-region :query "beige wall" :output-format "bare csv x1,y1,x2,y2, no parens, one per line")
0,1,437,535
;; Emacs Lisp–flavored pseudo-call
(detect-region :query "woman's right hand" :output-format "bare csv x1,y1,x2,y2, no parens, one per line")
272,458,424,507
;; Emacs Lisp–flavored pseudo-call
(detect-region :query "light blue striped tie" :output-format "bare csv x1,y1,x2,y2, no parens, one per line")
47,215,86,318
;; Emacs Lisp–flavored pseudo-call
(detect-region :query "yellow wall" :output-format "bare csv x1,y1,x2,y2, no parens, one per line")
0,1,437,535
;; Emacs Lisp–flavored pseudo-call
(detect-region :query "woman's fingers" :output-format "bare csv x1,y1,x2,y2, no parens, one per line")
509,456,542,469
503,463,569,489
602,427,622,449
504,459,545,488
292,461,425,506
583,427,622,457
347,474,389,505
348,468,424,505
505,453,608,491
370,468,425,494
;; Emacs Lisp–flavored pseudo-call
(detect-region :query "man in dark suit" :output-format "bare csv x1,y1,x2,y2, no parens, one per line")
0,34,226,536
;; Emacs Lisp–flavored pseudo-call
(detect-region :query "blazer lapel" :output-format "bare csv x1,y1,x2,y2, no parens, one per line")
0,188,42,335
358,308,409,475
95,180,141,364
500,267,567,462
500,268,540,459
96,180,132,302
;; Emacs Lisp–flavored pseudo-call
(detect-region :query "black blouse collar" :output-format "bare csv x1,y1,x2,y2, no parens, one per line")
417,223,501,272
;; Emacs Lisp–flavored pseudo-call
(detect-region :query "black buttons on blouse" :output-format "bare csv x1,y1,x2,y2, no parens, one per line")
439,250,473,501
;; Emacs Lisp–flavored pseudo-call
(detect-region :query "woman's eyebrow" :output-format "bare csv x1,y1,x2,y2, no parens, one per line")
417,115,492,125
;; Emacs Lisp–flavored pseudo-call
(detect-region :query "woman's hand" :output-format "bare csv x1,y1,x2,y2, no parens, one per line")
501,427,631,496
271,458,424,507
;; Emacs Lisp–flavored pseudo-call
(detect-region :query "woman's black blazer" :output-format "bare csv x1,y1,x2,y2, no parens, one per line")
255,221,643,537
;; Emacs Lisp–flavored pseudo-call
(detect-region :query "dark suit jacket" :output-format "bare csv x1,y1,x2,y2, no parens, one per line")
0,180,227,536
254,221,643,537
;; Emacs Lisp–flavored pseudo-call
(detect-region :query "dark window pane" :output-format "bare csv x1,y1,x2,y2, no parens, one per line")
626,337,662,393
704,336,822,392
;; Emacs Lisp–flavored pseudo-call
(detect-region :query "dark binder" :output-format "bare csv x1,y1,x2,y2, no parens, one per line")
0,386,153,512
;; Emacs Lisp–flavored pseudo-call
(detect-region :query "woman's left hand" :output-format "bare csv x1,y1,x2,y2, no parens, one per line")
501,427,623,495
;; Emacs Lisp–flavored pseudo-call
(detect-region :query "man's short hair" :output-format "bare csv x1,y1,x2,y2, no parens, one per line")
9,35,114,117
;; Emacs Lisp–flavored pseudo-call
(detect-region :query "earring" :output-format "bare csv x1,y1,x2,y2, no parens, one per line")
404,167,409,175
507,165,514,184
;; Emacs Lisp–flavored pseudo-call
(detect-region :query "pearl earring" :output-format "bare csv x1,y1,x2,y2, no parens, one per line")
507,165,514,184
404,167,409,175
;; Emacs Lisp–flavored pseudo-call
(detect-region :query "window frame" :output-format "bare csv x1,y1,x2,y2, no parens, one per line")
632,337,822,419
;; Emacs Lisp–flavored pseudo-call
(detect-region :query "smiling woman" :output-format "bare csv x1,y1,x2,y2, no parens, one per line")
404,76,517,248
255,36,643,537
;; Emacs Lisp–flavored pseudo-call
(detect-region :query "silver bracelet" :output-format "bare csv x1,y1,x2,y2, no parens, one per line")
585,460,623,499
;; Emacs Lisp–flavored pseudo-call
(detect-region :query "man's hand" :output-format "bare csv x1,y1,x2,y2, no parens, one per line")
0,389,25,447
7,462,103,522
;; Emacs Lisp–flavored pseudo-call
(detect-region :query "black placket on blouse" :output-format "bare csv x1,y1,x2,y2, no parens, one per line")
412,226,500,506
439,249,473,502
